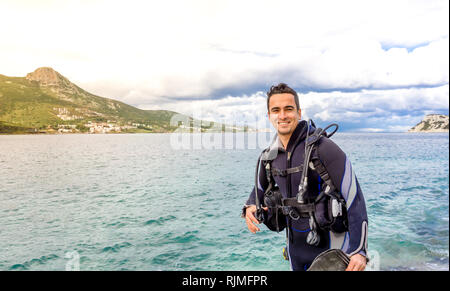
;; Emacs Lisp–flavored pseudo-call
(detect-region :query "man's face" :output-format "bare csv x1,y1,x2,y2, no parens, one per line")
268,93,301,136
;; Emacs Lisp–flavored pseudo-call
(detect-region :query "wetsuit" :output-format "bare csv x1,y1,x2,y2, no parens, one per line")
245,120,368,271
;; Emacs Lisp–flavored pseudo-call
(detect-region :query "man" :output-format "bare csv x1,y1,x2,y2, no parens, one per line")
243,83,368,271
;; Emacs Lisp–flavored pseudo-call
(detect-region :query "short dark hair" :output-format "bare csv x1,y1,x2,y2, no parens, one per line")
267,83,300,111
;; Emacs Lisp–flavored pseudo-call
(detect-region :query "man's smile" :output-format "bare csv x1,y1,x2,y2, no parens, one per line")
278,121,291,127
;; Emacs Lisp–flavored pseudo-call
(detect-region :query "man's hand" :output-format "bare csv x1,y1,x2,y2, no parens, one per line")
345,254,367,271
244,205,268,233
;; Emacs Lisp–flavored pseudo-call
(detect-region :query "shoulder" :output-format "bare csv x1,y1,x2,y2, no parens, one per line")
315,136,349,183
261,138,282,161
316,136,346,163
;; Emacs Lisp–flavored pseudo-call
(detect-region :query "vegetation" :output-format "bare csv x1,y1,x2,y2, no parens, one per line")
0,71,227,134
421,121,431,131
0,121,34,134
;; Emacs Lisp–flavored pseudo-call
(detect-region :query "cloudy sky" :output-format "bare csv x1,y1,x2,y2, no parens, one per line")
1,0,448,131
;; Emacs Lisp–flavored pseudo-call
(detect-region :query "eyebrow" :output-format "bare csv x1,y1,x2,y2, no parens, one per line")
270,105,295,111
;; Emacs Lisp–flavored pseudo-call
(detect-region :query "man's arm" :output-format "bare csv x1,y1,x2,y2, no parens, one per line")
317,138,369,270
242,155,271,233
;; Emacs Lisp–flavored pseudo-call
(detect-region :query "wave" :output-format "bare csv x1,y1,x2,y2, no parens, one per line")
144,215,177,226
101,242,132,253
169,231,200,244
9,254,59,270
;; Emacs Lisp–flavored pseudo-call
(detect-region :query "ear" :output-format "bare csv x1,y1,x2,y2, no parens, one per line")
298,108,302,120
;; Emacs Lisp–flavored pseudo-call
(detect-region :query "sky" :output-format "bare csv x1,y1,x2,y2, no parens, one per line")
0,0,448,131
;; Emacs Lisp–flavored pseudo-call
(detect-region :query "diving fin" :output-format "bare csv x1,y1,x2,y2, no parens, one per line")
307,249,350,271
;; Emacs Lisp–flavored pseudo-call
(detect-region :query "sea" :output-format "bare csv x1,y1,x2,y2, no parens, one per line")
0,132,448,271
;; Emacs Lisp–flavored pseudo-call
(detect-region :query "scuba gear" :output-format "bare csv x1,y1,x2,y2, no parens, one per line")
254,156,264,223
253,156,286,232
306,216,320,246
297,121,338,204
245,118,369,271
306,249,350,271
254,120,348,245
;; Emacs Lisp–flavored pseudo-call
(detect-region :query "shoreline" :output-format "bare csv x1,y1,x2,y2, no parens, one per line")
2,131,449,136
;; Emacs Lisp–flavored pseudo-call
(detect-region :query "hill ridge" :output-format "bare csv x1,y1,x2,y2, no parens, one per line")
408,114,449,132
1,68,248,134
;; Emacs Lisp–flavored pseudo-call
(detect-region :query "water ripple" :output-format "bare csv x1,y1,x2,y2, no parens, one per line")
0,133,447,270
101,242,133,253
9,254,59,270
144,215,177,226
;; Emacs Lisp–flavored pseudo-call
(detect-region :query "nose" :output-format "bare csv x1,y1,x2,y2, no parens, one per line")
279,109,287,119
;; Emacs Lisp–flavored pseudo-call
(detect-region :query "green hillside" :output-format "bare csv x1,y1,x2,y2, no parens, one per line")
0,68,223,134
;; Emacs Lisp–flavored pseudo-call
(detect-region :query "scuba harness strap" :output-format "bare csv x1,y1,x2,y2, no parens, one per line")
271,165,303,177
254,155,264,223
254,120,347,245
310,155,335,193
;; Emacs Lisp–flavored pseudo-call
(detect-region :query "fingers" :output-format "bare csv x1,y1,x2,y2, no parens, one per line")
245,205,261,234
245,216,260,233
346,262,365,271
247,210,260,225
244,205,270,234
345,255,367,271
345,260,355,271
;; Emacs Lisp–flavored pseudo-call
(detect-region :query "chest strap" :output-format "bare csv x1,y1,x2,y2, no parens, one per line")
271,165,303,177
282,198,315,211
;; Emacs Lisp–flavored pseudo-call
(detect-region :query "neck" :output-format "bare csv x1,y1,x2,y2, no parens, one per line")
278,133,292,150
278,121,300,150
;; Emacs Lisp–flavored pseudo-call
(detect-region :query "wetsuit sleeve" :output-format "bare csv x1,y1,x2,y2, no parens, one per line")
245,156,269,206
317,138,369,257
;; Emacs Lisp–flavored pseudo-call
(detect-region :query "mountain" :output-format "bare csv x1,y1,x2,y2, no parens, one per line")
0,67,233,134
408,114,449,132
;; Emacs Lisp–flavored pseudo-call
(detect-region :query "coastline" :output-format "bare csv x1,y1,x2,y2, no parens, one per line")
3,130,449,135
407,130,449,133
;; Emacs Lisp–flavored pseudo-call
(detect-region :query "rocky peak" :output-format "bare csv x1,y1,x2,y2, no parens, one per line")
26,67,71,87
24,67,88,104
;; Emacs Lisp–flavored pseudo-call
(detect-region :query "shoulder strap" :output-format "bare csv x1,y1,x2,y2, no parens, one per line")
264,161,273,186
297,122,339,203
310,147,336,194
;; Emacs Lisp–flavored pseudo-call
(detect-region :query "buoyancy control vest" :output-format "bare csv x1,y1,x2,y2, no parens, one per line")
254,121,348,246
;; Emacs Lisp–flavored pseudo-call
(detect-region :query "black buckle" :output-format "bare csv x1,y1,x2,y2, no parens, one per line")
255,208,264,223
272,168,287,177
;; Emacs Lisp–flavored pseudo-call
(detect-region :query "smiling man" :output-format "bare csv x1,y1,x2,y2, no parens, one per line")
242,83,368,271
267,91,301,146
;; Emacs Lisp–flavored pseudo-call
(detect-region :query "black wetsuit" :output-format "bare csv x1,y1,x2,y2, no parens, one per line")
245,120,368,271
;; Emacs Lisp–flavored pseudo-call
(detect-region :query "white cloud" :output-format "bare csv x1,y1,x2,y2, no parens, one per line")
353,128,385,133
142,92,272,130
0,0,448,131
145,84,449,132
300,85,449,129
1,0,448,96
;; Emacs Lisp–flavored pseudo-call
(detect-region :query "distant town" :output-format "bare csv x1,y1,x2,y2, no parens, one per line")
54,121,263,134
55,121,143,134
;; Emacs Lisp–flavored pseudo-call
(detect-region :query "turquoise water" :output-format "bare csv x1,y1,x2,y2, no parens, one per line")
0,132,448,270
